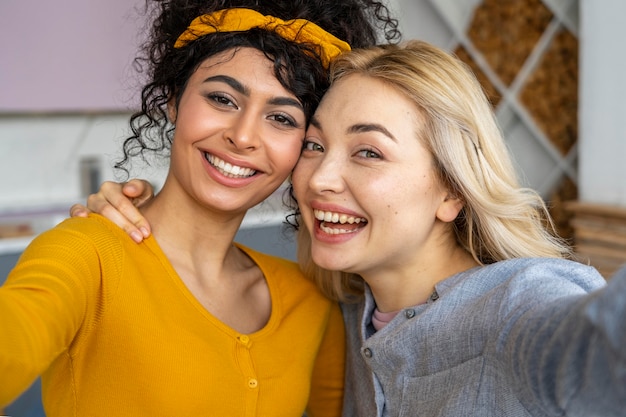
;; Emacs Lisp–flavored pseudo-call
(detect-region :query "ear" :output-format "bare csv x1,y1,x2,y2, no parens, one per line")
167,98,177,123
436,193,464,223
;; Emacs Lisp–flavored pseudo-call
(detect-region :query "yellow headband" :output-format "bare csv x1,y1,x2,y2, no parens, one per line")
174,8,351,69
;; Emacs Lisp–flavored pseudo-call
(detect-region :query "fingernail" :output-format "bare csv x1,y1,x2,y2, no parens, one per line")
140,227,150,238
130,231,143,243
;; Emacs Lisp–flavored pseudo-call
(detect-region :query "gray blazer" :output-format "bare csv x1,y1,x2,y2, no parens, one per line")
341,258,626,416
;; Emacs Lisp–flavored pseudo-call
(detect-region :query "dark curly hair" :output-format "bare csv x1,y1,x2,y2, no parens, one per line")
116,0,400,174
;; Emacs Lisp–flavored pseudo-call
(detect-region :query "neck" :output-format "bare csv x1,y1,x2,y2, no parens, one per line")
364,245,478,313
142,182,247,265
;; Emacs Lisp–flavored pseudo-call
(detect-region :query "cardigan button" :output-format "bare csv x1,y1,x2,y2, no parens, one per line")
405,309,416,319
362,348,373,358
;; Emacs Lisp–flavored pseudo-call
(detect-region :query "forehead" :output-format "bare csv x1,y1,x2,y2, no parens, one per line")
315,74,423,133
195,47,274,74
186,46,299,101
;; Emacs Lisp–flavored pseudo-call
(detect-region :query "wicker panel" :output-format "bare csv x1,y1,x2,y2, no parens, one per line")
467,0,553,86
520,29,579,155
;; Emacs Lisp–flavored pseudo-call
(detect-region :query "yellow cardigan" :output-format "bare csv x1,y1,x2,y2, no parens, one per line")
0,214,345,416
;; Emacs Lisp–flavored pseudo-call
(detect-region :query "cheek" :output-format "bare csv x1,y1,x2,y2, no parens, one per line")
286,145,302,170
290,168,305,201
168,132,189,162
268,137,303,172
377,178,436,217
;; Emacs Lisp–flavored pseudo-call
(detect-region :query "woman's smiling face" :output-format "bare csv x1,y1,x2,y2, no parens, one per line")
292,74,462,279
167,47,306,215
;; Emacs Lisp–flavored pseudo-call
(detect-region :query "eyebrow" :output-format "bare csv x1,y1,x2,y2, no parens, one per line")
203,75,303,110
309,116,397,142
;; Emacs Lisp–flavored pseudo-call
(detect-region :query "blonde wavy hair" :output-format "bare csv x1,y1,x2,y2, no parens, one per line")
295,40,573,302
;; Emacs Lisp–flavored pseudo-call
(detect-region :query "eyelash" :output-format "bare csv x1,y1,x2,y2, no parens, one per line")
302,140,324,152
356,148,381,159
208,92,236,108
207,93,298,128
302,140,382,160
270,113,298,128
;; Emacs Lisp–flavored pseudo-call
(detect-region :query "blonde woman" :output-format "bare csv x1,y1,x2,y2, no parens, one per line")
291,41,625,416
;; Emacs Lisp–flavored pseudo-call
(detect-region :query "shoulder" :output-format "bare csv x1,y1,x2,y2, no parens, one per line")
24,214,130,265
437,258,605,307
38,213,130,241
12,214,129,297
490,258,604,291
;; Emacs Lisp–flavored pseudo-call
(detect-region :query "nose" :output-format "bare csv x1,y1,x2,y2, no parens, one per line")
304,152,345,195
223,109,261,151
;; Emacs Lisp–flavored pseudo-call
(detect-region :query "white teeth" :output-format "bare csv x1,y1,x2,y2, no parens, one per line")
314,209,366,225
206,154,256,178
320,223,360,235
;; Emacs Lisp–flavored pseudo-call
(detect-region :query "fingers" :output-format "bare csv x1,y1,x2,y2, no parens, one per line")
69,203,91,218
86,181,153,243
123,179,155,207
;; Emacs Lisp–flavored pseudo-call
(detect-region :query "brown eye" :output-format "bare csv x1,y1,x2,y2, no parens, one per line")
269,113,297,127
208,93,237,108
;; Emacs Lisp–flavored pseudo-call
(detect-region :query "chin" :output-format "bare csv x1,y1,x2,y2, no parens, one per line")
311,251,350,272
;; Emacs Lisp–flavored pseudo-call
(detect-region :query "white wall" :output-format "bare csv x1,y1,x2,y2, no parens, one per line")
0,113,167,211
579,0,626,206
0,0,144,112
387,0,453,47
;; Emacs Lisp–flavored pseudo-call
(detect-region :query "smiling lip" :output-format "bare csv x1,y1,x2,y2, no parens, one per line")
204,153,257,179
310,207,368,240
314,209,367,234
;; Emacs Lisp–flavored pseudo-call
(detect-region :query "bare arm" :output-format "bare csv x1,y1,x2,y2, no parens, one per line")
69,179,155,243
